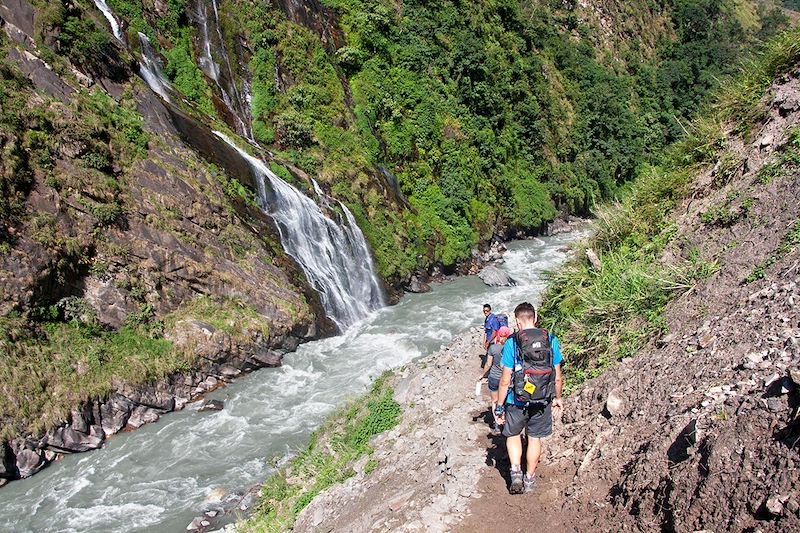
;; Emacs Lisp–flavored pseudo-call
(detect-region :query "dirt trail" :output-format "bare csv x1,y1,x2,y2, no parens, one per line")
293,72,800,532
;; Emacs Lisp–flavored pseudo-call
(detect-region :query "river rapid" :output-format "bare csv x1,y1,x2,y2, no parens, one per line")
0,232,585,532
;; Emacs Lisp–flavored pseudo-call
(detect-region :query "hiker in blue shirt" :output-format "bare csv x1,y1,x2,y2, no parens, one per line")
495,302,564,494
482,303,501,350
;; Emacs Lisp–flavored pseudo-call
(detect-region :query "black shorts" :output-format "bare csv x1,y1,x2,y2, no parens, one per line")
502,402,552,438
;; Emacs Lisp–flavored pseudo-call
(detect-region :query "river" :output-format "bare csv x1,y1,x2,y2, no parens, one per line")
0,231,585,532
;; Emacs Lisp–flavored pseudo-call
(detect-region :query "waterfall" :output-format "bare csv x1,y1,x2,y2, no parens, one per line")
215,132,385,330
92,0,123,42
194,0,252,139
92,1,386,330
137,33,173,102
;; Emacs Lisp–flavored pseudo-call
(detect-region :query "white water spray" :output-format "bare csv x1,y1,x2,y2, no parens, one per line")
92,0,123,42
214,132,385,329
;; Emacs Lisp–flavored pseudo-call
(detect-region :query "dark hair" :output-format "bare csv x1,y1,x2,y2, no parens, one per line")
514,302,536,321
483,303,491,310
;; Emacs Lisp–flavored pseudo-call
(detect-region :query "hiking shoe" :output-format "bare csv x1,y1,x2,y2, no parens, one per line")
509,469,523,494
523,474,536,494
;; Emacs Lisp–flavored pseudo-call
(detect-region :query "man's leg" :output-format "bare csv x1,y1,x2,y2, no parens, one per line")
503,406,527,494
523,403,552,493
525,437,542,475
506,434,523,466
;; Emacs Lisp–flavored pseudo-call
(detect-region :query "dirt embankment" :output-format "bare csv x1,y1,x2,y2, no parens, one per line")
290,73,800,532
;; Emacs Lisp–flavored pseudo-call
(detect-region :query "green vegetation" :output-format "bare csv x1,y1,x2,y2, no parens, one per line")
0,309,177,440
539,26,800,393
0,295,274,440
239,0,788,282
243,374,401,532
163,295,271,342
746,219,800,283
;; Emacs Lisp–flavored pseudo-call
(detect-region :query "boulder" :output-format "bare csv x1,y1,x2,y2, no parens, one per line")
407,276,431,293
604,389,627,418
199,399,224,412
44,427,104,453
127,406,161,429
15,448,45,478
478,266,516,287
100,395,134,435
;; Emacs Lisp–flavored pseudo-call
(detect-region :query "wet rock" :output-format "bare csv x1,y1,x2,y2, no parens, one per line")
44,427,103,453
478,266,516,287
249,348,283,368
100,395,134,435
407,276,431,293
187,517,205,530
199,399,224,412
127,406,161,429
15,448,45,478
219,365,241,379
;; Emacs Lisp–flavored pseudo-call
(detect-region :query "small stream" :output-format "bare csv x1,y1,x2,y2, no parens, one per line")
0,232,585,532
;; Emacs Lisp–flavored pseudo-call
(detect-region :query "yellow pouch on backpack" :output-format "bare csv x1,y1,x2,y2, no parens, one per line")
524,382,536,395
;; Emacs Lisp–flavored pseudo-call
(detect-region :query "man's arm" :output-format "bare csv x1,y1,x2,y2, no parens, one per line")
552,364,563,417
497,367,511,407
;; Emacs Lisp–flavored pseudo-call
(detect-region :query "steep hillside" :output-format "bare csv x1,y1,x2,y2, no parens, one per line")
0,0,321,482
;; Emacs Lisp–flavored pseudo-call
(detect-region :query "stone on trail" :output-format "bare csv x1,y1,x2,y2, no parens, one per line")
604,388,627,418
766,495,785,516
478,265,516,287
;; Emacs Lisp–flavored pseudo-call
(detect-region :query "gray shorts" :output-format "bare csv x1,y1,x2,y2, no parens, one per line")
502,402,552,438
487,376,500,392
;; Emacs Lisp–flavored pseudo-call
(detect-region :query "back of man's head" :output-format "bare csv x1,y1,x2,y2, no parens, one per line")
514,302,537,327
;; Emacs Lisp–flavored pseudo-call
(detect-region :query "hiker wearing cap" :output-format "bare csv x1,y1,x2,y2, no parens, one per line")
477,325,512,436
495,302,563,494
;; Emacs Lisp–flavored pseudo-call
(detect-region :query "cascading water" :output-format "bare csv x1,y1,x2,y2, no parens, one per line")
193,0,252,138
215,132,385,329
91,1,385,330
92,0,123,42
137,33,172,102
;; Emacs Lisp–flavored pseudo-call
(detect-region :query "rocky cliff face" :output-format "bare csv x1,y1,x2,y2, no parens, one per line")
0,0,327,483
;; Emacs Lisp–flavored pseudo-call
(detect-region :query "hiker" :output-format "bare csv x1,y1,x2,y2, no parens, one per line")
476,325,512,436
482,303,501,351
495,302,563,494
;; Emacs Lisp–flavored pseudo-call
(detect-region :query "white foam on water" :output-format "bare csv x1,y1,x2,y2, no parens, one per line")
64,502,165,531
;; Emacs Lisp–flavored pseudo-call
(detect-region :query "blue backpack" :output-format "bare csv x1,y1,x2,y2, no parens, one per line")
496,314,509,328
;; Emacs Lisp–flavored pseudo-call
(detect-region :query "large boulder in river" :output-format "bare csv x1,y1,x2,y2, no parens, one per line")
478,266,516,287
